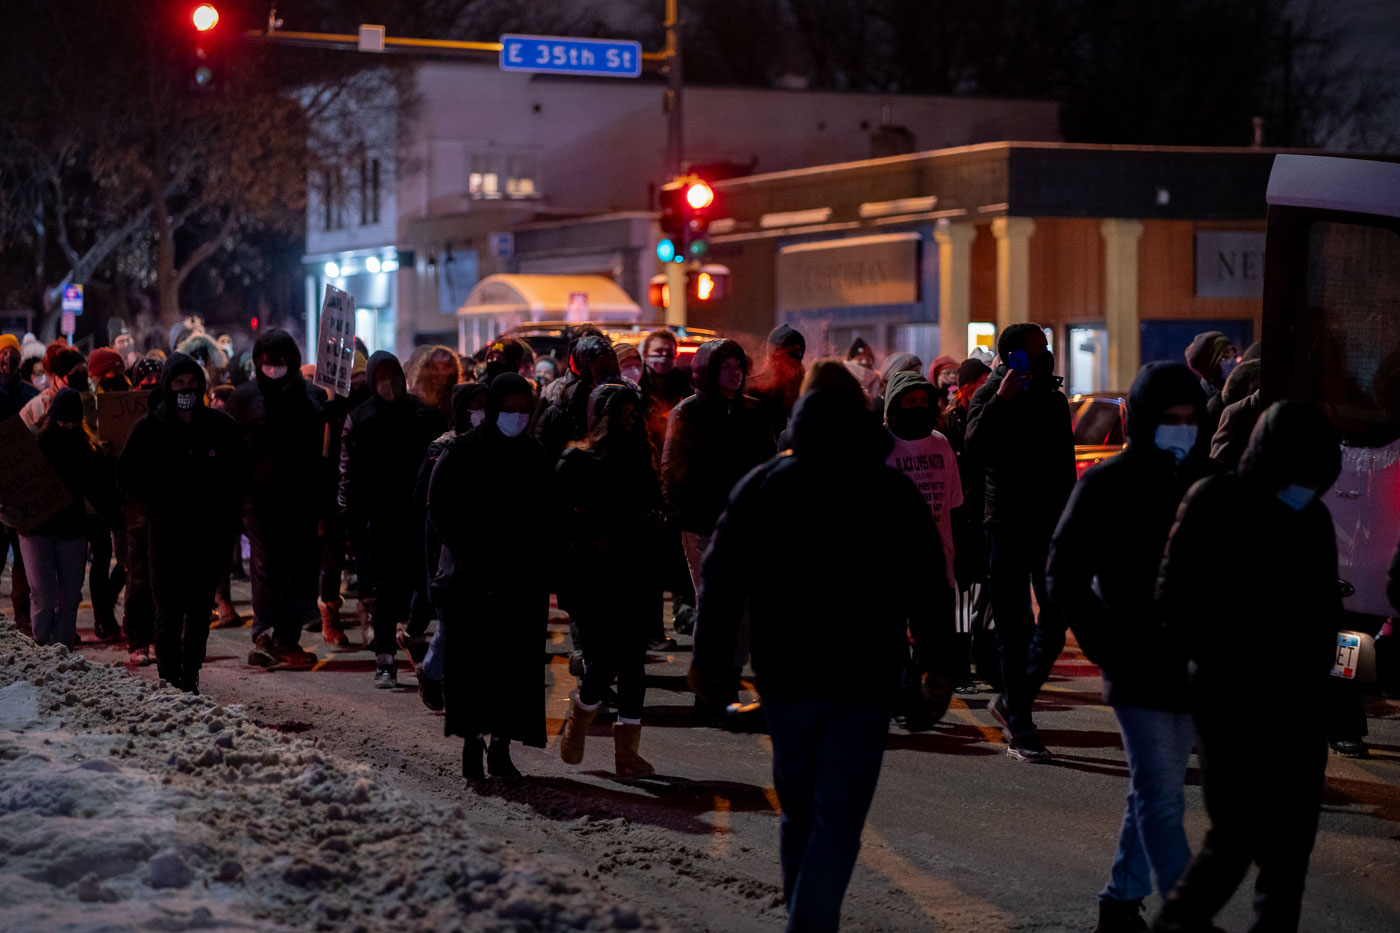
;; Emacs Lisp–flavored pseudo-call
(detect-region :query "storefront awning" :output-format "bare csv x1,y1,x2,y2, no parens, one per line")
456,274,640,322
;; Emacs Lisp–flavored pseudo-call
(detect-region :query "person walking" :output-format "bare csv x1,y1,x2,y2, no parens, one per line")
340,351,446,687
965,323,1075,761
1047,363,1219,932
0,335,38,635
1152,402,1343,933
86,347,131,642
1184,331,1237,446
428,373,550,779
225,330,324,670
748,325,807,439
535,335,619,460
556,384,665,777
17,390,105,648
117,354,249,693
315,349,370,646
690,382,955,933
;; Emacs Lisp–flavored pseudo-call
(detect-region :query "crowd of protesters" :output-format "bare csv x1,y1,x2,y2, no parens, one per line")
0,313,1390,933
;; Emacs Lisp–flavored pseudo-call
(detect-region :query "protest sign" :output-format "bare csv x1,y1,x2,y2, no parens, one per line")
314,284,356,398
97,390,151,454
0,416,74,535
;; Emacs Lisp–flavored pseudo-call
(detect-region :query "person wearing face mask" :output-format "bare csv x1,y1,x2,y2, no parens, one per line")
1184,331,1237,450
1152,402,1342,933
481,337,533,386
964,322,1075,762
225,329,325,669
661,339,776,722
1046,363,1219,933
15,389,107,648
312,348,372,646
556,384,666,777
535,335,619,461
118,354,250,693
843,338,883,402
412,382,489,711
533,355,560,389
340,351,447,687
84,348,133,642
20,347,87,429
428,373,551,779
884,371,963,593
615,342,645,387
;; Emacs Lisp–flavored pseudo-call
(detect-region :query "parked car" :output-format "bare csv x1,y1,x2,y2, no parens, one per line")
1070,392,1127,479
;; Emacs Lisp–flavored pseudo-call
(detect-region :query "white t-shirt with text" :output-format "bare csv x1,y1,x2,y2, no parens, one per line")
886,430,963,589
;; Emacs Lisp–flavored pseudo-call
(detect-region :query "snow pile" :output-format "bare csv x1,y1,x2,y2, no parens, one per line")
0,624,666,932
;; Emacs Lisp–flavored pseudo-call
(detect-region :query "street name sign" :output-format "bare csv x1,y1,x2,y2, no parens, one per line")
499,34,642,78
61,284,84,314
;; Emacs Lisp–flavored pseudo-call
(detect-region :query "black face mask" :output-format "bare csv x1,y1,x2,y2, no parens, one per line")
175,389,198,411
484,360,511,382
891,406,937,441
100,376,130,392
1030,352,1057,389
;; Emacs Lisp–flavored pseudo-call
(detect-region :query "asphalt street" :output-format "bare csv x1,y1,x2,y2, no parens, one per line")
9,576,1400,933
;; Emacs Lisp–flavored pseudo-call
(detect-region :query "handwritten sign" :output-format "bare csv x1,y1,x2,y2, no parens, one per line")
314,284,356,398
0,416,74,535
97,390,151,454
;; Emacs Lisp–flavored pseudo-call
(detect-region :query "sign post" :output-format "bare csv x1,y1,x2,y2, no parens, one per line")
313,285,356,398
60,284,83,340
499,34,642,78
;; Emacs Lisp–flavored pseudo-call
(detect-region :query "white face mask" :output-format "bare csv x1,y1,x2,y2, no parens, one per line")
646,354,674,374
468,409,486,428
1153,424,1197,464
261,364,288,380
496,412,529,438
621,364,643,384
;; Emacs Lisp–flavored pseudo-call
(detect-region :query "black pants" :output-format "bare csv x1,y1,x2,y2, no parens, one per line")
577,598,649,721
406,514,436,640
122,504,154,649
985,520,1066,736
1156,695,1326,933
2,522,31,628
318,509,345,605
360,515,415,657
149,520,228,690
246,510,319,645
86,512,125,635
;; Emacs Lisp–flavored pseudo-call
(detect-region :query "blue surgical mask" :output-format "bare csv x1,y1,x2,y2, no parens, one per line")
1153,424,1197,463
1277,485,1316,511
496,412,529,438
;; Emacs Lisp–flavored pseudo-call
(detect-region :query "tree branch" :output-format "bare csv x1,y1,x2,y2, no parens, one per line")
172,208,237,293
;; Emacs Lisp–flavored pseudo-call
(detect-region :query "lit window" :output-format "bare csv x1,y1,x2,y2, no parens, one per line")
469,154,500,198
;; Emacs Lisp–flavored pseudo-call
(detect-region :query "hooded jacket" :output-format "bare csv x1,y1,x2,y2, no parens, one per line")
1157,401,1342,701
660,340,775,534
534,336,618,461
964,363,1076,530
224,329,325,515
339,351,445,528
693,388,953,699
1047,363,1220,710
117,353,249,524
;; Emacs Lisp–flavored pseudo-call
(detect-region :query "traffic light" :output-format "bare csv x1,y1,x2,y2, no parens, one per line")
658,175,717,265
649,266,730,308
189,4,223,91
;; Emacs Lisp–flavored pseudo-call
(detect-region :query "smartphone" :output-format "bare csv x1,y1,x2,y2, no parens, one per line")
1008,350,1030,373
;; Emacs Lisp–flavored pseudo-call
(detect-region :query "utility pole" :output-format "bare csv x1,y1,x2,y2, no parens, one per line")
663,0,687,327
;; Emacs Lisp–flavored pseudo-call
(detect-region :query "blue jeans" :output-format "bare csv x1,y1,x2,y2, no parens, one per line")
1101,706,1196,903
765,697,889,933
17,534,87,648
422,618,445,680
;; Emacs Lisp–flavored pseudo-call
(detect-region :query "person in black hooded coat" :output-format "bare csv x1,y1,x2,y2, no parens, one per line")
689,385,954,933
340,351,446,687
224,329,325,663
428,373,551,779
534,335,619,461
1047,363,1221,932
118,353,249,692
1151,402,1343,933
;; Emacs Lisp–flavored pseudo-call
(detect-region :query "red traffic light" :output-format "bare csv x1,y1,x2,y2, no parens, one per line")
685,181,714,211
193,4,219,31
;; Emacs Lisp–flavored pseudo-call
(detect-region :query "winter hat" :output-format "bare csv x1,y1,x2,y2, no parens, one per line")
0,334,19,355
47,387,85,424
927,355,958,384
884,369,936,420
586,383,640,430
1185,331,1233,381
169,321,196,352
880,352,922,386
956,358,992,387
88,347,125,382
767,324,806,358
615,342,642,372
44,340,70,374
352,349,368,376
51,348,86,378
20,333,45,362
132,357,163,386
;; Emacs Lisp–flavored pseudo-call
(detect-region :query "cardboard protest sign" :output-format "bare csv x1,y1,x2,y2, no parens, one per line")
97,390,151,454
0,415,74,535
314,284,356,398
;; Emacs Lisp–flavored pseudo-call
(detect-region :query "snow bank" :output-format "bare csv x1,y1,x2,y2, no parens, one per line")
0,625,666,932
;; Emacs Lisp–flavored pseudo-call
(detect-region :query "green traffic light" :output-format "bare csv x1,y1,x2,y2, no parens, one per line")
689,239,709,257
657,238,676,262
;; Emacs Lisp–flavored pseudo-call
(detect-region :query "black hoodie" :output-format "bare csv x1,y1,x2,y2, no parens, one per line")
693,388,953,700
1157,401,1342,701
1047,363,1220,711
117,353,249,522
339,351,446,528
224,329,325,515
659,339,775,534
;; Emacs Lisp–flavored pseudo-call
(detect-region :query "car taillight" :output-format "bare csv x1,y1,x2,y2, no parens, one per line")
1076,459,1095,479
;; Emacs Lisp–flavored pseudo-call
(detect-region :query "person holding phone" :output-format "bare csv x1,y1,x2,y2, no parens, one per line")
964,323,1076,762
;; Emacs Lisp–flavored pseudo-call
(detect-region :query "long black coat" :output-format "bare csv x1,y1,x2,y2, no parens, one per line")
427,414,551,746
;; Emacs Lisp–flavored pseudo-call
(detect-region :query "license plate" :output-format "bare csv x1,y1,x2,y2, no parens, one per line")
1332,633,1361,679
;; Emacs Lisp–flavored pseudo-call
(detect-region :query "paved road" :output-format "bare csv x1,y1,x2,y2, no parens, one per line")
11,577,1400,932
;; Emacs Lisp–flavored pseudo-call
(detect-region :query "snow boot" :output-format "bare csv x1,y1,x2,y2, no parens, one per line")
319,598,348,647
487,736,522,778
559,692,600,765
1095,898,1148,933
613,723,654,778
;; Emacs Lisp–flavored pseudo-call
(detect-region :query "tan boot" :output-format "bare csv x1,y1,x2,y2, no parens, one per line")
559,692,600,765
319,598,348,647
613,722,654,778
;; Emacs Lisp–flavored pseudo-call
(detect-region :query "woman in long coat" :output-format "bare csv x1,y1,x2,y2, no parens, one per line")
427,373,551,779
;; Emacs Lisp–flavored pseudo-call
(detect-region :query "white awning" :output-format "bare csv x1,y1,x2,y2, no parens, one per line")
456,274,641,322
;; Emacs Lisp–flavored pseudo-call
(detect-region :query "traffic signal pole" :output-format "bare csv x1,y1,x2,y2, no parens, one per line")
663,0,687,327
